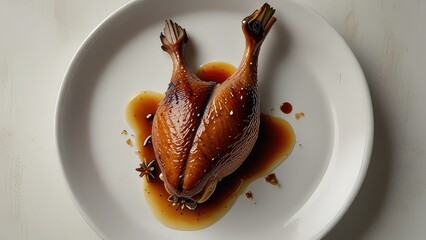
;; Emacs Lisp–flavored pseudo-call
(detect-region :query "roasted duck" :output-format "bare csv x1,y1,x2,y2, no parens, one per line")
151,3,276,209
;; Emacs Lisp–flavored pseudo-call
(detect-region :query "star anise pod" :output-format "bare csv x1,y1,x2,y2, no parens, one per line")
135,160,156,181
167,194,197,210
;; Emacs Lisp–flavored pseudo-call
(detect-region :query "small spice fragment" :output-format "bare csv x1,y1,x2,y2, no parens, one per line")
245,191,254,200
295,112,305,120
265,173,279,185
126,138,133,147
121,129,128,135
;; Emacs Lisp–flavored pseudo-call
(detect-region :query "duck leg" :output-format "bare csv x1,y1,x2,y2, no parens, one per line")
181,3,277,203
152,20,215,198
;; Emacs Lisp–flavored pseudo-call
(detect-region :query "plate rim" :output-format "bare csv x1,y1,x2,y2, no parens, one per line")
54,1,142,239
300,1,374,238
318,122,374,238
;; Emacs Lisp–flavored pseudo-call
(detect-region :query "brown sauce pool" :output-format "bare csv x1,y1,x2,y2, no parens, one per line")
126,62,295,230
196,61,237,84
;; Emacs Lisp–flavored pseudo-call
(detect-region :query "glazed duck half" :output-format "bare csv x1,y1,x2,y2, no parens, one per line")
151,3,276,209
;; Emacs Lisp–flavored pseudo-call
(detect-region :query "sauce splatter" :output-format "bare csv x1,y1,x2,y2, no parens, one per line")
280,102,293,114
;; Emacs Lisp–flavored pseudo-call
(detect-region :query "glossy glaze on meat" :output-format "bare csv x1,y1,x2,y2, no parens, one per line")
151,3,276,205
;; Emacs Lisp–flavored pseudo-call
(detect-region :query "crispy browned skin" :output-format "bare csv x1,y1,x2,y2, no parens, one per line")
152,20,215,197
152,3,276,204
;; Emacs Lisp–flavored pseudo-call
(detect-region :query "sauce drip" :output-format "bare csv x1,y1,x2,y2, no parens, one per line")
126,62,295,230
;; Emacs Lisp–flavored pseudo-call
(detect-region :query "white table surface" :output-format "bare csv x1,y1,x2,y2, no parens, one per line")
1,0,425,239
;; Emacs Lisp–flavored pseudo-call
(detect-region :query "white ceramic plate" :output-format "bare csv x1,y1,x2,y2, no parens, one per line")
55,0,373,239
